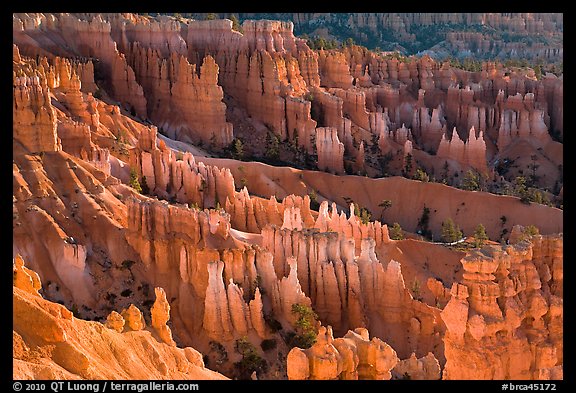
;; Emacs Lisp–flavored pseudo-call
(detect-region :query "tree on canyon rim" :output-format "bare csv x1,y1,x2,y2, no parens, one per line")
473,223,488,247
390,222,404,240
441,218,463,243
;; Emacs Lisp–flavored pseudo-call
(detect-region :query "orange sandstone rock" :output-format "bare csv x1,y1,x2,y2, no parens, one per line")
128,45,233,146
13,255,42,297
151,287,176,345
442,233,563,379
105,311,125,333
392,352,441,380
287,326,399,380
13,74,61,153
437,126,488,174
316,127,345,175
121,304,146,331
129,126,236,208
13,258,227,380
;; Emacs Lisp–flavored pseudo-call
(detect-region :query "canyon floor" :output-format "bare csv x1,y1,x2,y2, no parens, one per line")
13,13,562,381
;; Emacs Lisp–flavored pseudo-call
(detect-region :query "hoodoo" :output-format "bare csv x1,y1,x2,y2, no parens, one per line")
13,12,562,381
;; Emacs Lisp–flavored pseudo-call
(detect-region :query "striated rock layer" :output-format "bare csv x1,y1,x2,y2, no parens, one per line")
441,229,563,380
128,45,233,146
13,73,61,154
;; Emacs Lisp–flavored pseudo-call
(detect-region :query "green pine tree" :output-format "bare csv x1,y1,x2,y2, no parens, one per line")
462,170,481,191
265,132,280,162
129,168,142,194
390,222,404,240
441,218,462,243
231,138,244,160
473,223,488,247
230,14,242,33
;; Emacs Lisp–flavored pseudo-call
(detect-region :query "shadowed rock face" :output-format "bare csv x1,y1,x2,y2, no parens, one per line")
13,13,562,380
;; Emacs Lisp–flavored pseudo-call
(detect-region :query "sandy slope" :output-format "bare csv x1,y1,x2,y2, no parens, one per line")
13,285,228,380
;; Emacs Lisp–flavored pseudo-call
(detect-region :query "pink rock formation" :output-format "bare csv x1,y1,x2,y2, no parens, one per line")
333,88,370,131
244,51,290,137
13,255,42,297
298,49,321,88
109,13,187,58
13,43,21,62
310,87,353,149
356,239,443,357
287,326,399,380
318,50,353,88
394,123,411,146
225,191,315,233
378,118,394,154
437,127,488,174
403,140,415,177
57,120,111,175
286,96,317,152
393,352,441,380
242,19,302,54
259,219,440,361
203,261,234,340
128,45,233,146
45,56,97,95
412,105,446,153
187,19,305,57
496,92,552,151
12,14,148,118
186,19,318,143
60,14,147,117
125,195,275,346
129,126,236,208
13,74,61,153
427,277,451,308
442,232,563,379
186,19,247,55
13,256,227,380
151,287,176,345
281,206,303,231
22,54,112,175
13,154,108,309
105,311,125,333
12,13,564,381
434,62,457,90
261,226,350,330
445,85,476,132
126,197,232,269
203,261,266,340
354,141,366,173
121,304,146,331
226,188,283,233
314,201,391,252
277,257,312,324
316,127,345,175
